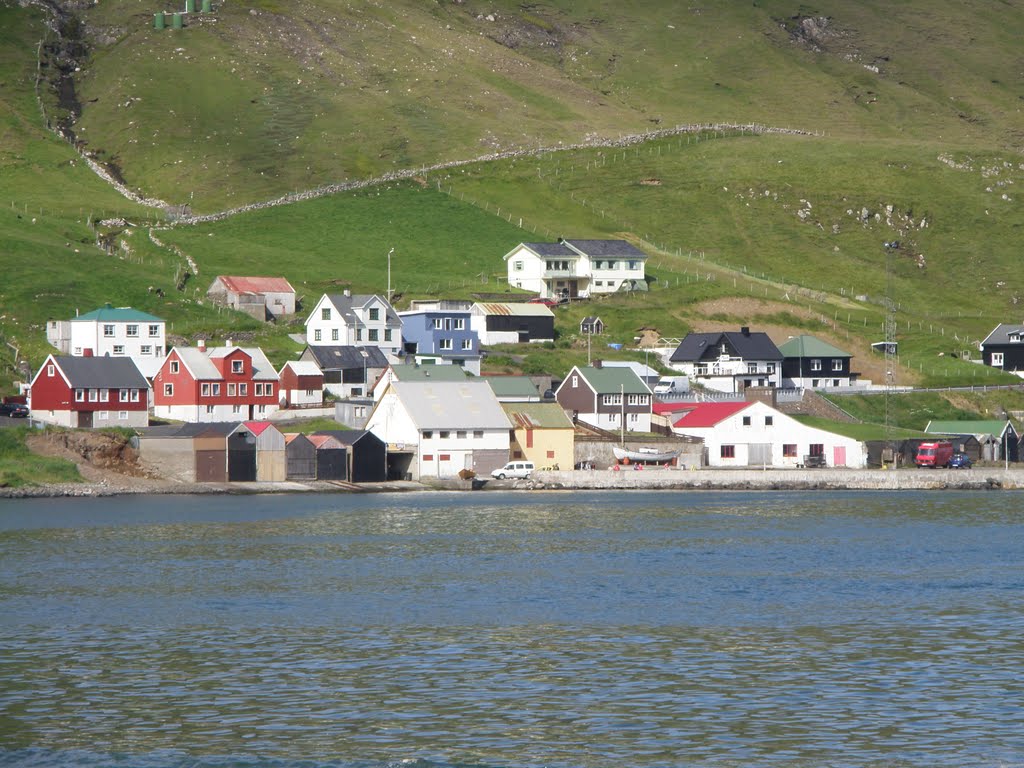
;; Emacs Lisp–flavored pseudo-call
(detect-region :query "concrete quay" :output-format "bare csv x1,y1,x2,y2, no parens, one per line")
498,467,1024,491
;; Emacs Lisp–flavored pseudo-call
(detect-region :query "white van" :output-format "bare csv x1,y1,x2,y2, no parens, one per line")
491,461,535,479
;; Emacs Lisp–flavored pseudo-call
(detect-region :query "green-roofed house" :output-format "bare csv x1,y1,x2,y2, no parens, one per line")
503,402,575,469
485,375,541,403
555,363,652,433
779,335,856,390
45,303,167,378
924,419,1019,462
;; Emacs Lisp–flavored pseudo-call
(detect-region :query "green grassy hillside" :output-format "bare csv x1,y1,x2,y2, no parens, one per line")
2,0,1024,402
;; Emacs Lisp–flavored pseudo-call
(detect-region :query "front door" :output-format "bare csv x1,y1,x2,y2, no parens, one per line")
77,410,93,429
833,446,847,467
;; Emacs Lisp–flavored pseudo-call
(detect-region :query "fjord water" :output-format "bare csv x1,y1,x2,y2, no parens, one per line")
2,491,1023,768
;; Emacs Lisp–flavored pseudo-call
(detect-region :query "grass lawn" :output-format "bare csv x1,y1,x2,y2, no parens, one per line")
0,428,81,487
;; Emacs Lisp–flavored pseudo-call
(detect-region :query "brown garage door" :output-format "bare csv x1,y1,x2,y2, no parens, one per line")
196,450,226,482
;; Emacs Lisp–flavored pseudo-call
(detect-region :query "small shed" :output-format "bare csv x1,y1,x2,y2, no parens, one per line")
310,434,349,481
580,316,603,335
244,421,286,481
316,429,387,483
285,433,317,480
227,425,258,481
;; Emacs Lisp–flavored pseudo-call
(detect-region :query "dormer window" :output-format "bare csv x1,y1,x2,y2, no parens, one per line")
1010,333,1022,343
232,360,244,374
369,308,380,321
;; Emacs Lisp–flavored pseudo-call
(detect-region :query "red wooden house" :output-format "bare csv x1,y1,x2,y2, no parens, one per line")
28,354,150,428
152,341,280,423
279,360,324,408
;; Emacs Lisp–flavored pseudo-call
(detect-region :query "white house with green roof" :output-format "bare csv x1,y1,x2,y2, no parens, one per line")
555,363,652,433
46,303,166,378
779,335,856,389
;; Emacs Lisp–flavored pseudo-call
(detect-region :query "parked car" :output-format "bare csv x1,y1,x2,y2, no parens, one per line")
491,461,535,480
0,402,29,418
948,452,973,469
528,297,559,308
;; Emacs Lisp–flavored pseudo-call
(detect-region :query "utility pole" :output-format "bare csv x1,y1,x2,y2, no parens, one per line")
883,242,897,465
387,247,394,300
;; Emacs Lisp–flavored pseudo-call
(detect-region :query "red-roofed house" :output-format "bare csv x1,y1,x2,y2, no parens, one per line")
207,276,296,320
669,400,867,468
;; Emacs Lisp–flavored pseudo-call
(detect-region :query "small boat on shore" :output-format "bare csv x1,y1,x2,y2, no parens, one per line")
612,445,680,463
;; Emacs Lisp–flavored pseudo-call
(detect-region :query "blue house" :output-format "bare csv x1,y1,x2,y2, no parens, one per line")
398,306,481,374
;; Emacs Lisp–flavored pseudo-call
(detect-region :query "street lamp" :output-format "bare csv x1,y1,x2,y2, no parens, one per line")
387,247,394,299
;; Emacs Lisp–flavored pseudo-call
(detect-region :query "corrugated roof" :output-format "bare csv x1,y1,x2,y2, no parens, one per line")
52,355,150,389
391,380,511,430
473,302,555,317
563,239,647,258
672,401,751,428
72,304,163,323
574,365,650,395
215,276,295,294
243,421,278,437
502,402,573,429
777,335,851,358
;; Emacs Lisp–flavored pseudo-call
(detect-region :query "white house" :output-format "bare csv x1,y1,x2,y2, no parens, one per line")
45,304,166,378
503,239,648,299
305,292,402,360
669,400,867,468
365,380,511,479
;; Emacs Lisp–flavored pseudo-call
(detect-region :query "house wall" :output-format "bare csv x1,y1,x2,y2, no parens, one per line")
511,427,574,469
982,342,1024,374
782,356,852,388
69,318,166,375
152,349,280,422
306,295,402,357
46,320,72,353
505,246,546,293
28,360,149,427
587,258,645,294
417,429,510,478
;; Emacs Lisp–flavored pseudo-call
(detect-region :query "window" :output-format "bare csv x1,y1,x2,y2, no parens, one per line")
98,411,108,420
423,430,433,439
314,329,322,342
571,375,579,388
809,443,824,457
332,329,339,341
747,363,757,374
765,416,774,426
212,384,221,396
473,430,483,439
100,389,109,403
514,260,524,271
75,389,85,402
265,384,273,397
767,363,775,374
257,404,267,414
239,383,247,396
47,364,55,377
255,383,263,396
456,431,467,439
721,445,736,459
783,444,797,458
103,324,115,337
304,388,315,397
439,339,453,350
384,329,392,342
594,281,603,287
351,387,363,397
356,329,362,341
811,359,822,371
126,325,138,338
228,383,236,396
118,411,128,420
369,308,380,321
439,431,450,439
453,318,465,330
368,329,379,342
461,339,472,350
512,450,523,459
206,405,215,414
547,450,556,459
202,383,211,396
422,454,434,462
141,345,152,356
119,389,129,401
992,352,1004,367
131,390,140,402
602,394,622,406
322,308,331,320
742,416,751,426
354,406,366,418
832,359,843,371
154,347,163,357
164,383,173,396
113,345,125,356
627,394,649,406
232,405,242,414
88,389,98,402
149,324,160,337
628,260,639,270
231,360,243,374
170,360,179,374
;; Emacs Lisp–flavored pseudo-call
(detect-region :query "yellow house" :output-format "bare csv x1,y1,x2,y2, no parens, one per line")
502,402,575,470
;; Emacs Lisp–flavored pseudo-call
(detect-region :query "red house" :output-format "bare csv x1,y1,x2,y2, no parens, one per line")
152,342,280,423
28,354,151,428
279,360,324,408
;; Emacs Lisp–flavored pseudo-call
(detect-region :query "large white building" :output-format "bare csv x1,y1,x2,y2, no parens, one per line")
366,380,511,479
504,239,648,299
305,292,403,360
46,304,166,377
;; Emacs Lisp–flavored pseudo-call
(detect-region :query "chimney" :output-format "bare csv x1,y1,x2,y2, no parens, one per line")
593,359,602,369
197,339,206,352
343,289,351,297
741,326,750,336
226,339,233,348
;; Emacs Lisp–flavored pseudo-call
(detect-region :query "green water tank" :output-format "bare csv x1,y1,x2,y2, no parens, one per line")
171,12,183,28
201,0,211,11
153,11,165,28
184,0,195,12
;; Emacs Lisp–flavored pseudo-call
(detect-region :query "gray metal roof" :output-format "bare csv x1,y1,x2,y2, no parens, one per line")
304,345,389,371
52,355,150,389
563,239,648,258
520,241,577,257
981,323,1024,347
324,293,401,325
391,380,512,430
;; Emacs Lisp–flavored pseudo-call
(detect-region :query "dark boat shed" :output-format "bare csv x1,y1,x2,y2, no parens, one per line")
315,429,387,483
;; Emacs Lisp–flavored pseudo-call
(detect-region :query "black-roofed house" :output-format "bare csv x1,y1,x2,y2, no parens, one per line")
503,239,648,300
28,354,151,428
300,345,389,398
304,291,403,360
980,323,1024,377
668,328,783,393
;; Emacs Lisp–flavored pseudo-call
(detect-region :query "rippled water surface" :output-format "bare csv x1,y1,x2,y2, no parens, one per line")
2,490,1023,768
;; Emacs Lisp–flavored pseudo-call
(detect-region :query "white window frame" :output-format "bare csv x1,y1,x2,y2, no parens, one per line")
164,383,173,396
126,325,139,338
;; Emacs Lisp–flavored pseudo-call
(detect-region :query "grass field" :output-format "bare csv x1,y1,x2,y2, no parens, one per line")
0,427,81,487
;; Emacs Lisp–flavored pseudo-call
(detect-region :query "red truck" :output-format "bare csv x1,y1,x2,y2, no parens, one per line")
915,441,953,468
